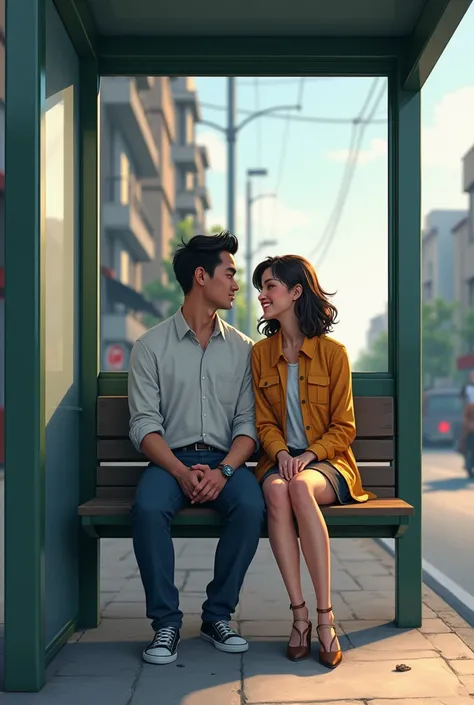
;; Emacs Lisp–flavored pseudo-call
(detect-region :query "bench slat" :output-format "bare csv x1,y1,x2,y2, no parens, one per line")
96,485,396,499
97,464,396,487
97,437,394,462
79,496,413,518
97,395,394,438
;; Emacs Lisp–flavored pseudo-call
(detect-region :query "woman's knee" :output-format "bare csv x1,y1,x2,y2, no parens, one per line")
288,473,319,510
263,477,291,514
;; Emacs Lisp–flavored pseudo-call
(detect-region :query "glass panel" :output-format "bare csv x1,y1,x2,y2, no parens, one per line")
99,76,388,372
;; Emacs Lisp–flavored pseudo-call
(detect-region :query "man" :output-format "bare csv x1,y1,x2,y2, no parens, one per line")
129,230,265,665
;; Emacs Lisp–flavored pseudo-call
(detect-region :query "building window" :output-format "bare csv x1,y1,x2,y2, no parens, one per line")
179,108,186,145
185,172,194,191
120,153,130,204
120,249,130,286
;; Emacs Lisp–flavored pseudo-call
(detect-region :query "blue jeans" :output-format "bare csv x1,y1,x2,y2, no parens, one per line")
132,450,265,630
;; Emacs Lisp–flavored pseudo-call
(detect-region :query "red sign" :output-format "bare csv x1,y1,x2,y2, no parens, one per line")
107,344,125,371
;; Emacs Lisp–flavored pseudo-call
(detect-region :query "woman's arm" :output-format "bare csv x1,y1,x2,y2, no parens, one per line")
251,346,289,462
306,345,356,462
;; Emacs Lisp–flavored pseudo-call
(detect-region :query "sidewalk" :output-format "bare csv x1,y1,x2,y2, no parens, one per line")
5,537,474,703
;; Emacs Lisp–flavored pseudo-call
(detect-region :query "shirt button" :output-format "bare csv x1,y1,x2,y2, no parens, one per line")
202,376,205,380
204,413,207,417
203,433,206,436
203,396,206,399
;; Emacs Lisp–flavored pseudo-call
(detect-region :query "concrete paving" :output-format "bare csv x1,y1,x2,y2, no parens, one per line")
1,536,473,703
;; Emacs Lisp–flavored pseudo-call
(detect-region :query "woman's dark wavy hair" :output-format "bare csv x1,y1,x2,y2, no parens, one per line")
252,255,338,338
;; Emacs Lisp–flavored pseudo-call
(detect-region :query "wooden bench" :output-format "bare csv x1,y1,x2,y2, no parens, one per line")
79,396,414,538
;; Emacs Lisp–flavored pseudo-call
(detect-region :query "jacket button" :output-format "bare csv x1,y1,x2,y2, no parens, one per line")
264,381,268,386
306,425,310,430
300,375,304,380
301,399,306,404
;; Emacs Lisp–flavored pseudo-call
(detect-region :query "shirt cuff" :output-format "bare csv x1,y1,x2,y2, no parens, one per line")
130,422,164,453
308,441,328,462
267,439,289,463
232,422,258,446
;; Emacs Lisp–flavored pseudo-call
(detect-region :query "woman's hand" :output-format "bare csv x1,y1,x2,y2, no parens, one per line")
293,450,318,472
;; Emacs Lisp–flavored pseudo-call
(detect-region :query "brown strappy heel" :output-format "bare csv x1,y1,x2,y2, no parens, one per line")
316,606,342,669
287,601,312,661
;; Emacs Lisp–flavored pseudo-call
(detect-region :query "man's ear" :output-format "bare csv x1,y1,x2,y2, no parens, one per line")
194,266,206,287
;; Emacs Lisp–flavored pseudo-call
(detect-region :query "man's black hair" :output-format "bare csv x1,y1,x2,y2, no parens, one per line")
172,230,238,295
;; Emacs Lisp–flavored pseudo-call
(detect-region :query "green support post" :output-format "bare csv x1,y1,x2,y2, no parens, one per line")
78,59,101,629
4,0,46,691
392,84,422,628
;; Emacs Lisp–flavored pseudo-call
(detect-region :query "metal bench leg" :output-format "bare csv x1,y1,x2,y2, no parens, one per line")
78,534,101,629
395,532,422,628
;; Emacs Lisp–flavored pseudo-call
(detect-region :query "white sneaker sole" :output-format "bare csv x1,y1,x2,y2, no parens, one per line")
142,647,179,665
200,631,249,653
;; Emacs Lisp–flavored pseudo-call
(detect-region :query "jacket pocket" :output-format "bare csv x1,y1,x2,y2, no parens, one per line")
308,375,330,405
259,375,281,406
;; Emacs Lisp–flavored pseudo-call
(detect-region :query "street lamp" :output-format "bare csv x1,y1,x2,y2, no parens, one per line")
200,77,300,324
245,168,277,336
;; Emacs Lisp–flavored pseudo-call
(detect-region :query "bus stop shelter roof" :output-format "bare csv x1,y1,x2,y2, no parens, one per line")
56,0,471,87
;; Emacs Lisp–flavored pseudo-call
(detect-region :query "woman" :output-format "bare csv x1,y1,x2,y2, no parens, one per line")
251,255,374,668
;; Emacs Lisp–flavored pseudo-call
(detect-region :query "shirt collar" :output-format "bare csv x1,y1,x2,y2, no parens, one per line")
270,330,317,367
174,308,226,341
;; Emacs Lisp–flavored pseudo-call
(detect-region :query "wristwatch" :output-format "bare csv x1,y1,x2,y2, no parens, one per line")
218,463,234,479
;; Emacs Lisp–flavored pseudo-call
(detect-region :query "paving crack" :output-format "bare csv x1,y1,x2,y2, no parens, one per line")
124,661,144,705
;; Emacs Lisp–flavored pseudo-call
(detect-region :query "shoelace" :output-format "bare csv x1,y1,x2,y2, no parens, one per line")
151,627,176,649
215,621,237,640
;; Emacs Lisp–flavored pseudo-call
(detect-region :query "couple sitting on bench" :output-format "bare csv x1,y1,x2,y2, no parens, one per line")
129,231,374,669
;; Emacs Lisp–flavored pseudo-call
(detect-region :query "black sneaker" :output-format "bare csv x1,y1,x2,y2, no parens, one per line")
142,626,180,665
200,620,248,653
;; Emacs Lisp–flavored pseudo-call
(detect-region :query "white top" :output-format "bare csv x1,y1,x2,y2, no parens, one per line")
286,363,308,450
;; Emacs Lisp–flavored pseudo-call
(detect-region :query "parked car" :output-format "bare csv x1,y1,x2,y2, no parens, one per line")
422,388,463,447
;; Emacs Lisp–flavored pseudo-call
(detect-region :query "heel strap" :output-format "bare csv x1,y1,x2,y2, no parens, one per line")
317,606,333,614
290,601,306,611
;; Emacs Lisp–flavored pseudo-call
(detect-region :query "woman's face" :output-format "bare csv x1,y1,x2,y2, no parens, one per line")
257,267,298,321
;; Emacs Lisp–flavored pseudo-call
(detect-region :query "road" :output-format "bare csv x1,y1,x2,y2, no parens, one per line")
422,448,474,603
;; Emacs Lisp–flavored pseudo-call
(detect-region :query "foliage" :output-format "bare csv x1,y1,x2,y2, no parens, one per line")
354,331,388,372
422,298,458,385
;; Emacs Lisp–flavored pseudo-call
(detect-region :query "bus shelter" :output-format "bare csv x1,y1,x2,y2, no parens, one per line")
4,0,472,692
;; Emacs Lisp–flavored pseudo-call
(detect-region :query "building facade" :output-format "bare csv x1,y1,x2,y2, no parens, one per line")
99,76,211,371
422,209,466,303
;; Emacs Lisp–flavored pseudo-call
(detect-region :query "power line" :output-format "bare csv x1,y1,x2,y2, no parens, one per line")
238,78,334,86
199,101,386,125
307,79,386,265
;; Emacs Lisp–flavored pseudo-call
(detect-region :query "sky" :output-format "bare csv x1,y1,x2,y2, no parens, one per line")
194,5,474,365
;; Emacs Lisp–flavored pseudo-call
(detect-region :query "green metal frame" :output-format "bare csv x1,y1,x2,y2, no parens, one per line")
78,58,100,630
5,0,46,692
7,0,456,689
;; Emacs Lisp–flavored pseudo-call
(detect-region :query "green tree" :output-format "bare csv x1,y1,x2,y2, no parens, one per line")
422,298,458,386
354,331,388,372
142,219,194,326
459,307,474,353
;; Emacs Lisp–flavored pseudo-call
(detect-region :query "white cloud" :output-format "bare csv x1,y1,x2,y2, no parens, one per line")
422,86,474,168
327,137,387,165
196,131,226,173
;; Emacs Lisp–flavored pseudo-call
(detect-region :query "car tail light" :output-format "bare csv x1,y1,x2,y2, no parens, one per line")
438,421,451,434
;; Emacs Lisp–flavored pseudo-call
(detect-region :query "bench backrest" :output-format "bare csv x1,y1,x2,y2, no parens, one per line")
96,396,395,499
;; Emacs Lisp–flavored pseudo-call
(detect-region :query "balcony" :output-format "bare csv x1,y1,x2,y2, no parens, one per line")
171,77,201,121
172,143,200,172
176,190,198,215
197,184,211,210
101,78,159,178
103,177,155,262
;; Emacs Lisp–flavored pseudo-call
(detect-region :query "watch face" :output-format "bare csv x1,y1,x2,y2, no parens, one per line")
221,464,234,478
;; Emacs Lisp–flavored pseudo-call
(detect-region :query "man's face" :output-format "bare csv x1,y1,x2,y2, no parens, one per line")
202,251,239,310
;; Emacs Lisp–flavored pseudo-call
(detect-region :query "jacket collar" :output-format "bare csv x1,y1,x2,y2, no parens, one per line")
270,330,318,367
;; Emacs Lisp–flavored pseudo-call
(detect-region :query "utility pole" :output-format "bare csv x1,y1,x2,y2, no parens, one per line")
198,83,300,328
245,169,277,337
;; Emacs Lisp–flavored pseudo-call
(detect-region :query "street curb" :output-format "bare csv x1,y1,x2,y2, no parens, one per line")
374,538,474,627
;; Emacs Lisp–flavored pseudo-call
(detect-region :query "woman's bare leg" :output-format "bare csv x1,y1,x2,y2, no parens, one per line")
288,467,340,650
263,475,308,645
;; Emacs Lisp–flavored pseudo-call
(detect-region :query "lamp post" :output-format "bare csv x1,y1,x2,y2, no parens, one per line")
245,168,277,336
200,78,300,324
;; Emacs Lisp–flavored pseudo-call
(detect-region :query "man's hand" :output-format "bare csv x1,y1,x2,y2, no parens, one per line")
190,464,227,504
176,467,205,500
